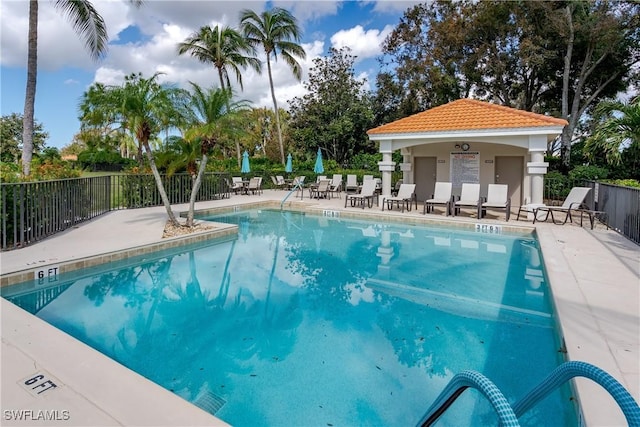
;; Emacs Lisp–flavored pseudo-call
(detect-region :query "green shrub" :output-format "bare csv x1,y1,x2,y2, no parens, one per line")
348,153,382,170
604,179,640,188
78,149,135,170
544,170,569,201
568,165,609,183
0,162,21,183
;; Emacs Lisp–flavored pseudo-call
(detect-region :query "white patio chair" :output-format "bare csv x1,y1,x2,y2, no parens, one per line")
382,184,417,212
246,177,262,195
424,182,453,216
345,174,358,193
345,179,378,209
310,179,331,199
454,183,481,217
329,174,343,198
480,184,511,221
231,176,244,194
531,187,592,225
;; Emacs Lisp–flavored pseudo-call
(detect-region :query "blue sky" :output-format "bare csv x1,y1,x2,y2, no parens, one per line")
0,0,419,150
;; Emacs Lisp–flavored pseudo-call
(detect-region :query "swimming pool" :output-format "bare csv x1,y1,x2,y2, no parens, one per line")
2,209,576,426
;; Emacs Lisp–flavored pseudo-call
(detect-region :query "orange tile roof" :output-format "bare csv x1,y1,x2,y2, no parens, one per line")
367,98,568,135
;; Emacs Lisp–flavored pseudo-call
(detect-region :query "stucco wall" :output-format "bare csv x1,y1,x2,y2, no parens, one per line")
408,141,530,201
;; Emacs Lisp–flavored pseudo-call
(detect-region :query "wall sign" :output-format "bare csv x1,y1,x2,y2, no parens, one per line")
450,151,480,188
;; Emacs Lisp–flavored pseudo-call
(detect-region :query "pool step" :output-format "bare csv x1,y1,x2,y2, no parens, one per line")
193,390,226,415
366,278,552,328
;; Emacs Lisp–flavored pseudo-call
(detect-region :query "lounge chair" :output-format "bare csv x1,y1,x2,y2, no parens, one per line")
374,178,382,193
310,179,331,199
345,179,378,209
289,176,306,198
391,180,403,196
231,176,244,194
531,187,592,225
480,184,511,221
424,182,453,216
270,175,286,190
329,174,343,198
382,184,417,212
453,183,481,217
246,177,262,195
287,176,301,190
345,174,358,193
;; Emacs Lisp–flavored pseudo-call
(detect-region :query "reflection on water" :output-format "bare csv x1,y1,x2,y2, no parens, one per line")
2,210,575,427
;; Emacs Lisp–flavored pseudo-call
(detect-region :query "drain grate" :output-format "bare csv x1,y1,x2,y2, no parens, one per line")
194,391,227,415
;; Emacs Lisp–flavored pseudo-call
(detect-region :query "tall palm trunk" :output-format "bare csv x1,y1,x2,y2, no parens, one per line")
142,140,180,227
22,0,38,176
266,56,285,165
218,67,241,167
186,154,208,227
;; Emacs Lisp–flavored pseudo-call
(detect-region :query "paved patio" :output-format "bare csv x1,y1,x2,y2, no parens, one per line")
1,189,638,426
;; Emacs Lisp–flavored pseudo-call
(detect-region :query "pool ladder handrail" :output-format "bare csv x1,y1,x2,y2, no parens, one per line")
280,182,304,209
416,361,640,427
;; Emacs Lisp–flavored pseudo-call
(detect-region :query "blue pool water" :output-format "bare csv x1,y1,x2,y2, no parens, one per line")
2,209,576,426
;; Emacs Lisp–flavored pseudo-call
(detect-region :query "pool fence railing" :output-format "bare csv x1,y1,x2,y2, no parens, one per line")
0,174,638,250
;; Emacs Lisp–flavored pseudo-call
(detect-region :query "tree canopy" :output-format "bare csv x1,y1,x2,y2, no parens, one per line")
376,0,639,165
288,47,375,166
584,96,640,172
1,113,48,163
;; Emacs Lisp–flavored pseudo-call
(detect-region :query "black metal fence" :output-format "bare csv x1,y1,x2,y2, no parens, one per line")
594,182,640,245
544,178,640,245
1,173,231,250
2,173,637,250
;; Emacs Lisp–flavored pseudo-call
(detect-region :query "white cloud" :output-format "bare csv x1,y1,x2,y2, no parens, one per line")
0,0,134,70
93,67,126,86
330,24,393,62
1,0,405,148
0,1,29,67
92,15,325,112
370,0,421,14
273,0,340,23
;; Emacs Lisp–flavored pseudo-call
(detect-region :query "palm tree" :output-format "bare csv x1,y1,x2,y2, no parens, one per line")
79,72,186,226
182,83,250,226
240,7,306,165
584,96,640,166
21,0,142,177
120,73,187,226
177,25,261,167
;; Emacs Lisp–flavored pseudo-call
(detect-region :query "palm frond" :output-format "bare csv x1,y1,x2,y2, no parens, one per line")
54,0,108,60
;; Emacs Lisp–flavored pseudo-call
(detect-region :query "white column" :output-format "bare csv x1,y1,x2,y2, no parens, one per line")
376,229,393,278
400,149,412,184
378,151,395,197
526,150,548,219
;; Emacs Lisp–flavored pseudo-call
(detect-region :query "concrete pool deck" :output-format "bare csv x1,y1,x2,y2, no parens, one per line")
1,190,638,426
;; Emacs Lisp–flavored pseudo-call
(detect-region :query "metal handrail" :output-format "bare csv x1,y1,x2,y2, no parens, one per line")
513,361,640,426
416,370,519,427
280,182,304,209
416,361,640,427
